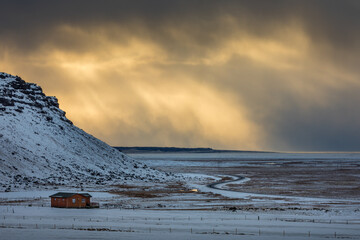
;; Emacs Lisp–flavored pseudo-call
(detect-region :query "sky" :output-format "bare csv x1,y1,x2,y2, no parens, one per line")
1,0,360,151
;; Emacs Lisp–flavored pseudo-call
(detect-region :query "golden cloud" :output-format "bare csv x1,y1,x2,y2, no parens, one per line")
1,17,360,151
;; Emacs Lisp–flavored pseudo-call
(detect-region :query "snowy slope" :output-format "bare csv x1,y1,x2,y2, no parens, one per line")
0,73,180,191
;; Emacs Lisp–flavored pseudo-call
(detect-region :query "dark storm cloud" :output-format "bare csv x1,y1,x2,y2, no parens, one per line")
2,0,359,53
1,0,360,151
268,87,360,151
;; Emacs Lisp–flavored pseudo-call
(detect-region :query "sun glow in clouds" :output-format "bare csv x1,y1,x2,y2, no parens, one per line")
1,1,360,151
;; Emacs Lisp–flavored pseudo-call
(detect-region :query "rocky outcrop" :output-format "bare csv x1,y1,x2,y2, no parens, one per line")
0,73,181,191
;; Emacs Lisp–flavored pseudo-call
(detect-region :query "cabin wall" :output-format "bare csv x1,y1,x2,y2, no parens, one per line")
66,194,88,208
51,197,67,207
51,195,90,208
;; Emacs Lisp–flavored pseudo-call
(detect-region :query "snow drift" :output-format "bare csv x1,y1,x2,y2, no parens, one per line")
0,73,179,191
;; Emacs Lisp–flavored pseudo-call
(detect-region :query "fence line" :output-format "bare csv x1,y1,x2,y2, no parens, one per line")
0,221,358,239
1,213,359,225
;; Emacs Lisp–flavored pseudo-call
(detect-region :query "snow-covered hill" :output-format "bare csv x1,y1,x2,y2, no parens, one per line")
0,73,180,192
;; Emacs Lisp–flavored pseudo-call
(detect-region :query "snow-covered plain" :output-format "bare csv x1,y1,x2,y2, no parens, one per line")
1,152,359,239
1,206,359,240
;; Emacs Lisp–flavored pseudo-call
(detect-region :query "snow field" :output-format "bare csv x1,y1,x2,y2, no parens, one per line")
0,206,359,240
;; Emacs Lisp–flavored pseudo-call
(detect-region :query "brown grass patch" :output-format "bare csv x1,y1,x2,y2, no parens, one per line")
111,191,159,198
110,184,147,189
110,185,197,198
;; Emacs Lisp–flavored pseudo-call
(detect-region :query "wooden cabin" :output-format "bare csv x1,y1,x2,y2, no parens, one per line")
49,192,92,208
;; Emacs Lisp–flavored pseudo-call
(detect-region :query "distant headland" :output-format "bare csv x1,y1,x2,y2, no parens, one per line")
114,146,272,154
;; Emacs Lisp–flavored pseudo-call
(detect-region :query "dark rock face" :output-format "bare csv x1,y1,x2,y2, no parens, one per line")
0,97,14,106
0,72,72,125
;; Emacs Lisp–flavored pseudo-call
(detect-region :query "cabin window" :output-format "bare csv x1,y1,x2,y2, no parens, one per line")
72,198,76,204
82,199,85,203
62,199,64,201
54,198,56,201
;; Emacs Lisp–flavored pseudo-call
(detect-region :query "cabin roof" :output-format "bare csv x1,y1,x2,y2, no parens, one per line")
49,192,92,198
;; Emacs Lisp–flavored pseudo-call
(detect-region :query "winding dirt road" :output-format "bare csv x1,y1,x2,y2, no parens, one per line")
207,175,245,192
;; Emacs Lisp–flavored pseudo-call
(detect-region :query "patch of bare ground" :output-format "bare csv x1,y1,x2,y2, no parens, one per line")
74,227,132,232
0,199,32,204
109,184,144,189
223,206,329,212
0,198,43,205
149,208,225,211
220,176,233,181
109,182,198,199
109,191,159,198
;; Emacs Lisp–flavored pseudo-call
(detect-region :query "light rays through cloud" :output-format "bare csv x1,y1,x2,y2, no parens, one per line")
1,1,360,151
